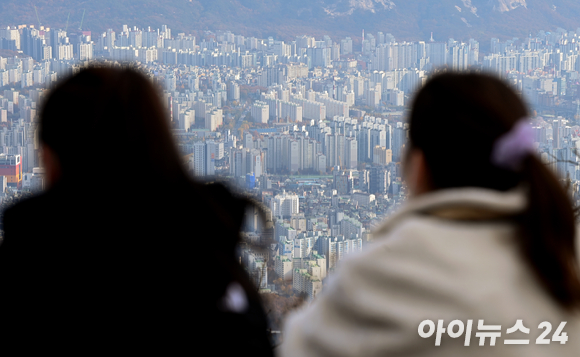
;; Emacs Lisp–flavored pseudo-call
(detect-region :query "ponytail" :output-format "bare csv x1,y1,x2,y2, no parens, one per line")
409,72,580,311
518,156,580,310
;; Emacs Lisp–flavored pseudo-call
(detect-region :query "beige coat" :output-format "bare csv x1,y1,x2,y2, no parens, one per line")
279,187,580,356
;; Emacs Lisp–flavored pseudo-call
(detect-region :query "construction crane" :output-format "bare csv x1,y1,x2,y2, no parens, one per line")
34,6,41,28
78,9,86,31
65,12,70,32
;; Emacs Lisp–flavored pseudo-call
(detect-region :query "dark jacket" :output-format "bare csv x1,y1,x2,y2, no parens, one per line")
0,179,273,355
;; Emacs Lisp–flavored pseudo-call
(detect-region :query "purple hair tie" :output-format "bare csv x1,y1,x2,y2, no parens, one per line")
491,119,535,171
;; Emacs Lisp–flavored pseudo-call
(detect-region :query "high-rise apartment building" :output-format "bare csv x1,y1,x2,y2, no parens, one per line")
0,154,22,188
270,191,299,218
251,101,269,124
192,141,215,177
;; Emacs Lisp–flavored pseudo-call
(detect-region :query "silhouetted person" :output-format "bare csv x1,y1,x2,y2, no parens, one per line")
0,67,273,355
280,73,580,356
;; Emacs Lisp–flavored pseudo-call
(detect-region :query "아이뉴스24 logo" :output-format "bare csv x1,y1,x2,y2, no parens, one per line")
418,319,567,346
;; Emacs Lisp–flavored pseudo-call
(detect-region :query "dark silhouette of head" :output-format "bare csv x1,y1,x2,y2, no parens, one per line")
40,66,187,188
409,72,580,311
38,65,271,311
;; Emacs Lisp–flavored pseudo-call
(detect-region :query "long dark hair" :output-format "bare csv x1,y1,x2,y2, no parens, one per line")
41,66,186,186
409,72,580,310
40,65,266,306
31,66,274,354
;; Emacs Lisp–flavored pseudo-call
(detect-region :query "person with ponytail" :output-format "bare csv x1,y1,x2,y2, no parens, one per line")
279,73,580,356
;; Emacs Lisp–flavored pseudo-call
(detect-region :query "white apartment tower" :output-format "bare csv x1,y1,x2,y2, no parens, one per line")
270,191,299,218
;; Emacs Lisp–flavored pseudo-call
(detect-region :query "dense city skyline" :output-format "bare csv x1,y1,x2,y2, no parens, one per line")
1,19,580,339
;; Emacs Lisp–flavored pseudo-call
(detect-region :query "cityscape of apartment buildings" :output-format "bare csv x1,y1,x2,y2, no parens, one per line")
1,22,580,307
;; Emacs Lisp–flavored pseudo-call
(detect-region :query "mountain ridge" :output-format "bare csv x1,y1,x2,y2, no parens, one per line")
1,1,579,45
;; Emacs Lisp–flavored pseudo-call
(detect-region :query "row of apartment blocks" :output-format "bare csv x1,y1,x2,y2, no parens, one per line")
3,31,417,111
255,72,414,123
0,56,76,88
96,30,475,74
274,217,365,264
0,24,176,61
227,115,406,180
271,230,363,299
369,39,479,72
0,26,93,62
272,228,364,300
166,90,225,132
8,25,580,115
